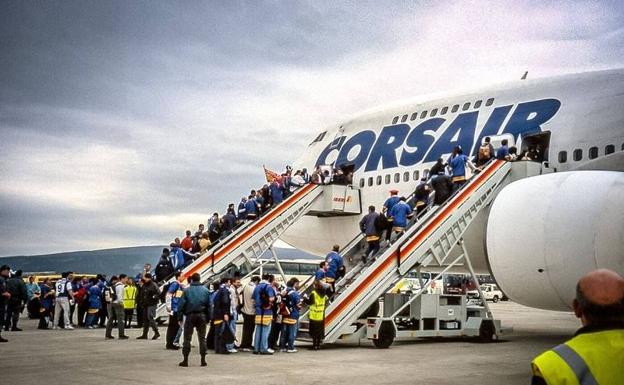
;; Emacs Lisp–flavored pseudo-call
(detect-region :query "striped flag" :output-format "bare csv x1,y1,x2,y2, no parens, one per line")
263,165,280,183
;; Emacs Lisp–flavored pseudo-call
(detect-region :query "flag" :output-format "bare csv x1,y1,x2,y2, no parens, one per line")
263,165,280,183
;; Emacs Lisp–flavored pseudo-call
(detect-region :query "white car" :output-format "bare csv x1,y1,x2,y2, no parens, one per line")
467,284,504,303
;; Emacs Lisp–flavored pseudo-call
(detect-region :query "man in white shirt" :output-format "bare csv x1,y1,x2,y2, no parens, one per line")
53,271,74,330
239,276,259,351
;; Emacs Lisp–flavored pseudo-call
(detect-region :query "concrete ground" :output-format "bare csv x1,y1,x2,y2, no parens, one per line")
0,301,578,385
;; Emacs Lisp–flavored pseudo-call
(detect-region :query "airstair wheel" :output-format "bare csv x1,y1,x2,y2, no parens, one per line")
372,320,395,349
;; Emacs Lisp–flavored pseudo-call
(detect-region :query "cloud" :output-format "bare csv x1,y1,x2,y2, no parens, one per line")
1,0,623,256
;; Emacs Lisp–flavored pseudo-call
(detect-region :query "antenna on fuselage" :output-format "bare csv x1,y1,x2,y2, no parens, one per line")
521,71,528,80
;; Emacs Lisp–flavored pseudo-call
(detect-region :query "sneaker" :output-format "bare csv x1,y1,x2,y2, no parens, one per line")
287,349,298,353
266,348,275,354
227,349,238,354
65,325,74,330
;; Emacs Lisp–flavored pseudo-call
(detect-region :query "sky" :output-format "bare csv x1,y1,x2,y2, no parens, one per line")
1,1,623,256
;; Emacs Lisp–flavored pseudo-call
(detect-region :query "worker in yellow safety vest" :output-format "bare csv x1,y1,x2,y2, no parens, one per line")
305,280,328,350
531,269,624,385
123,280,138,328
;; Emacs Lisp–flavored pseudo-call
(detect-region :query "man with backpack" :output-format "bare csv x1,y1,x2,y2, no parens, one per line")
477,137,495,166
253,274,276,354
279,278,302,353
105,275,129,340
325,245,345,294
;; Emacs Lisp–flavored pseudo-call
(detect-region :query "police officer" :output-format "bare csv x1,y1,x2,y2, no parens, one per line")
531,269,624,385
177,273,211,367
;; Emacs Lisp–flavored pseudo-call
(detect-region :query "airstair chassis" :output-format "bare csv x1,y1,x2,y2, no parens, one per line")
322,160,522,344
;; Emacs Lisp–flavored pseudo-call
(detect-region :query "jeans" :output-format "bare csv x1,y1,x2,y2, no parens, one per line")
106,303,126,337
142,305,158,336
279,321,298,350
54,297,70,328
174,316,183,345
86,310,99,327
225,311,237,351
253,322,272,353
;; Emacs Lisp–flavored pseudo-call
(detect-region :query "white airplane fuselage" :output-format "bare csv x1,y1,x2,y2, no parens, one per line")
283,68,624,312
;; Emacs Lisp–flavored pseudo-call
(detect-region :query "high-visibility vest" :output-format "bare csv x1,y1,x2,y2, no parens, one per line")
309,290,326,322
531,329,624,385
123,285,137,309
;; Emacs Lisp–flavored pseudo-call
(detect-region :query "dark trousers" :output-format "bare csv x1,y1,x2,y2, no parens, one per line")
106,304,126,337
240,313,255,349
309,319,324,349
0,302,5,336
206,320,215,350
214,320,228,354
141,305,158,336
136,306,143,328
4,301,21,330
99,302,108,327
38,308,51,329
182,313,207,356
77,302,88,326
124,309,134,327
268,319,281,349
166,313,180,348
365,240,380,261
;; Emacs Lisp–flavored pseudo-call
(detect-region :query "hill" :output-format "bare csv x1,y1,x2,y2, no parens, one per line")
0,246,319,276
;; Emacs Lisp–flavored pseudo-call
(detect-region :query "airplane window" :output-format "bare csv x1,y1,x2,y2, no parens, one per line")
605,144,615,155
411,112,418,121
413,170,419,180
394,173,400,183
392,116,399,124
359,178,365,188
486,98,494,106
573,149,582,161
589,147,598,159
401,114,408,123
558,151,567,163
474,100,482,108
403,172,410,182
424,169,430,179
451,105,459,113
376,175,382,185
420,111,427,119
385,174,391,184
368,177,373,187
462,102,470,111
431,108,438,117
441,106,448,115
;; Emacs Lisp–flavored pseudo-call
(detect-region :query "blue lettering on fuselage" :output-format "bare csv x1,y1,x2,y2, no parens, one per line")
314,98,561,172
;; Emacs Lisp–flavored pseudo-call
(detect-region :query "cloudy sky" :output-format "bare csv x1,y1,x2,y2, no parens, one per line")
1,1,623,256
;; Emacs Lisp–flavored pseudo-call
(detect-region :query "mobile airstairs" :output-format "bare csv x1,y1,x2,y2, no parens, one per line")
156,182,362,319
299,160,543,347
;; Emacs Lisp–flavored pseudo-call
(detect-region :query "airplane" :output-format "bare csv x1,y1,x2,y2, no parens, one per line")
281,68,624,313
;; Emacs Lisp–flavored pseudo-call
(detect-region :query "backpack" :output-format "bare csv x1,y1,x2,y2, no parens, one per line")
259,284,271,310
478,144,491,160
103,286,116,303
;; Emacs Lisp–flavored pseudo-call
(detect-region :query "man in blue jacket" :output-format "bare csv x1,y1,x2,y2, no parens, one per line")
449,147,477,191
253,274,276,354
244,195,258,221
177,273,211,367
325,245,344,293
279,278,302,353
389,197,413,237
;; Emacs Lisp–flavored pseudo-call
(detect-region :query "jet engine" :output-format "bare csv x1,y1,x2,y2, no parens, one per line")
486,170,624,311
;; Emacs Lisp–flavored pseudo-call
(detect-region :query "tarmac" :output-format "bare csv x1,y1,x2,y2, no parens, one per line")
0,301,579,385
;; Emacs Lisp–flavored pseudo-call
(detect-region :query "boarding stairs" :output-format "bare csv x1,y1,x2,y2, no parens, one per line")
317,160,517,343
156,182,362,319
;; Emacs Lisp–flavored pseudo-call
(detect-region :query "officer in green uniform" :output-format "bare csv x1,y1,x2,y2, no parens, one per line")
531,269,624,385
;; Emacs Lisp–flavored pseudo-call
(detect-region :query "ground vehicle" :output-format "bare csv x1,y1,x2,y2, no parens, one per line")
467,283,504,303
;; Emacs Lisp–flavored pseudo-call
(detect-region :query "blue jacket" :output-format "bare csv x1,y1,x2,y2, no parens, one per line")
244,199,257,216
170,247,185,270
177,282,211,320
40,284,53,310
359,212,380,237
168,281,184,313
237,201,247,219
270,182,284,204
450,154,469,178
390,201,413,228
496,145,509,160
253,282,276,316
384,196,400,212
325,251,344,279
284,287,301,320
314,268,326,281
88,285,102,310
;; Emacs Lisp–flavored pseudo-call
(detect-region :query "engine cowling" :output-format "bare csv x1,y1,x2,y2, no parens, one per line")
486,171,624,311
